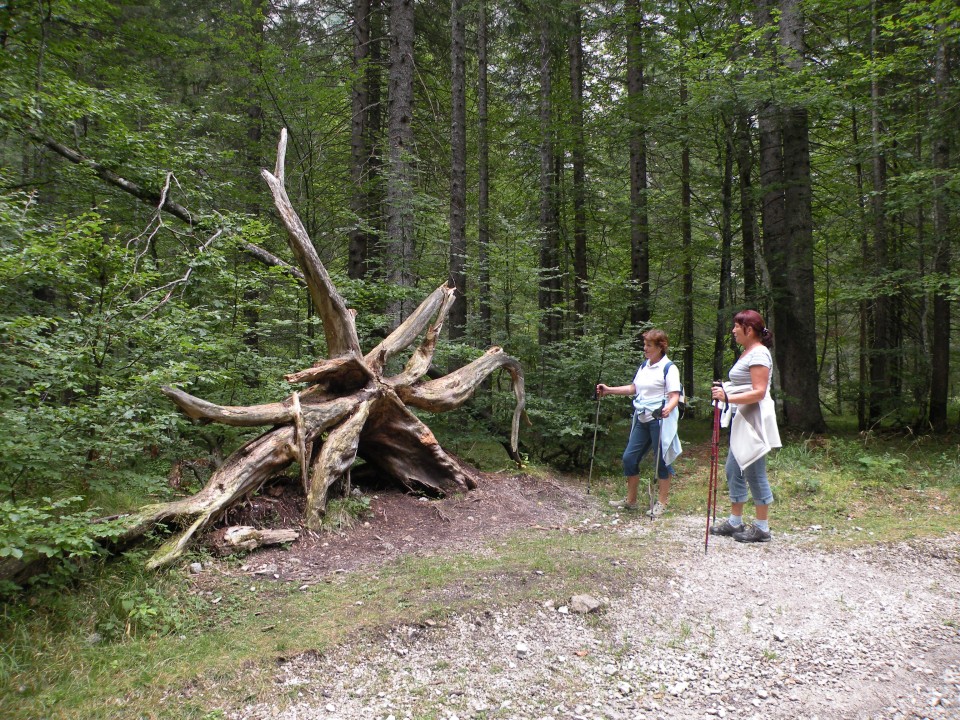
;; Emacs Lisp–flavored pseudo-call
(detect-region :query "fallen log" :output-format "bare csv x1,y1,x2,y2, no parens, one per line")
215,526,300,555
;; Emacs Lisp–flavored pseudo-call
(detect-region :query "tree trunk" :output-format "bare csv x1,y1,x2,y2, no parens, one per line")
867,0,893,425
448,0,468,341
735,111,759,307
569,6,588,334
852,105,870,431
477,0,492,346
755,0,825,432
366,0,385,278
929,29,951,432
680,79,695,402
349,0,373,280
114,131,526,569
386,0,416,321
714,118,735,382
538,12,561,345
626,0,651,331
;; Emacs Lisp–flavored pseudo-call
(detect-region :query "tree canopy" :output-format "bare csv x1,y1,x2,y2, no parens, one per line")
1,0,958,533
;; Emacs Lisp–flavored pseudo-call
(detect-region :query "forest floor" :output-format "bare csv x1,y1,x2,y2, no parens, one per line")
202,469,960,720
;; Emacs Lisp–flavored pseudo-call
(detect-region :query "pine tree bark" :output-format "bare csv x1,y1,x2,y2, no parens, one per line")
714,119,735,382
626,0,651,331
755,0,826,432
929,29,951,432
477,0,492,346
735,111,759,307
569,6,588,334
680,79,695,400
448,0,468,341
349,0,373,280
538,12,561,345
386,0,416,321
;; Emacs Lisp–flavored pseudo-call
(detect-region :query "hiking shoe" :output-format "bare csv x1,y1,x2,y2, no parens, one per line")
709,519,743,537
647,501,667,519
733,523,772,543
609,499,639,511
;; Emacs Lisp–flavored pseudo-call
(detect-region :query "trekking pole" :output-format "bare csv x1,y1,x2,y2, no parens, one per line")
705,384,722,554
711,401,721,523
650,410,663,521
587,335,609,495
587,388,602,496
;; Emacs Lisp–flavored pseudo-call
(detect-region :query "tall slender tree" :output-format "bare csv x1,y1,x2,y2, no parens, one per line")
736,111,759,307
569,4,588,334
929,23,952,431
448,0,467,340
349,0,373,280
626,0,651,332
386,0,416,320
476,0,492,347
714,119,735,381
679,78,695,398
867,0,894,425
538,11,561,345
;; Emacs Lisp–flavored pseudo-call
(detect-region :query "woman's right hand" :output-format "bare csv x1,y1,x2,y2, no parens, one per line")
596,383,608,397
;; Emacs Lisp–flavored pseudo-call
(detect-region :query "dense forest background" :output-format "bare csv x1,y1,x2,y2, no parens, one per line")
0,0,957,519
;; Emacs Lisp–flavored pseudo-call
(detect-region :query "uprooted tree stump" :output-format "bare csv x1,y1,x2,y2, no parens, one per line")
118,129,525,569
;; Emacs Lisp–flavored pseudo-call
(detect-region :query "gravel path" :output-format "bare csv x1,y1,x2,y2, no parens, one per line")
233,517,960,720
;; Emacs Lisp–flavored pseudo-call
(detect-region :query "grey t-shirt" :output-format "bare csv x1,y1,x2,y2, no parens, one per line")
729,345,772,389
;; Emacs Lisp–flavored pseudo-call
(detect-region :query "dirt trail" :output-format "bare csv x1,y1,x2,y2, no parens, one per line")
227,477,960,720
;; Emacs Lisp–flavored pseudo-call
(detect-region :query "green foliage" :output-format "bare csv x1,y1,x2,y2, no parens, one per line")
523,334,639,469
0,497,128,594
320,494,372,532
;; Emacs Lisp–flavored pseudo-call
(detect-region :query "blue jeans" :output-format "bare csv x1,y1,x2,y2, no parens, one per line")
622,415,674,480
725,448,774,506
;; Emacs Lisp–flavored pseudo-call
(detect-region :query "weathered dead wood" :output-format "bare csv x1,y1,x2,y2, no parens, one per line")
365,284,456,373
119,128,524,568
284,356,372,390
161,386,298,426
261,130,361,360
304,397,372,528
398,347,526,452
357,392,480,495
384,285,457,387
218,526,299,554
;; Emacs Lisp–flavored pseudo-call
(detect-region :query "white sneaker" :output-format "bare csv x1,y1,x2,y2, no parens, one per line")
647,501,667,519
609,499,639,511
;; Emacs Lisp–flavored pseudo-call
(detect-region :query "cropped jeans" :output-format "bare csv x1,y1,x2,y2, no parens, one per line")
725,447,774,506
622,414,674,480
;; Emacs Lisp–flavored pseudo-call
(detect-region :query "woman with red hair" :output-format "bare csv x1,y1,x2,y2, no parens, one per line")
596,328,683,518
709,310,781,543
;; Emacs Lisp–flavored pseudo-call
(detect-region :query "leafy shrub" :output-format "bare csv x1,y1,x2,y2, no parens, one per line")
523,334,638,469
0,497,128,595
856,453,907,483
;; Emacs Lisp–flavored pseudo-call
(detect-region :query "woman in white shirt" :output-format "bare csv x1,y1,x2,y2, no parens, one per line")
709,309,782,543
596,329,682,518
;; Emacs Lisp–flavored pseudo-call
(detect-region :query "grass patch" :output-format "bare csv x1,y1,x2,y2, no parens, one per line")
0,521,657,720
644,419,960,545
